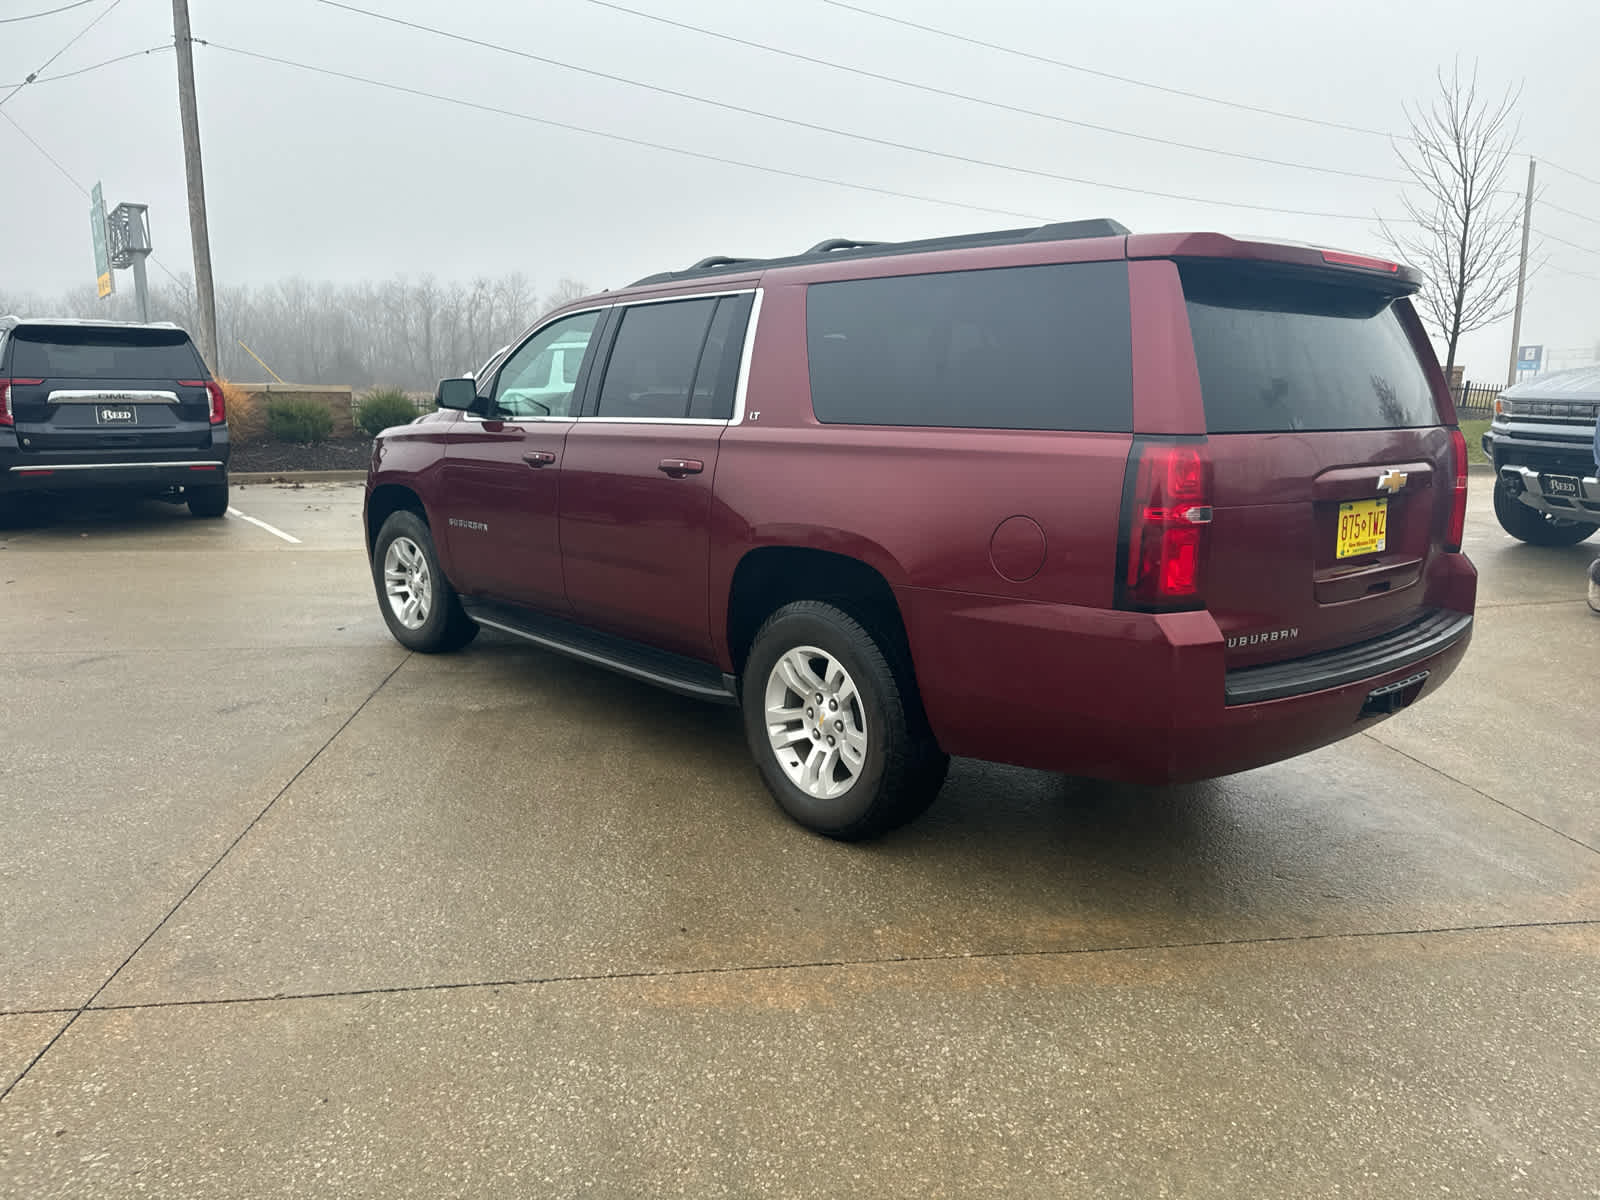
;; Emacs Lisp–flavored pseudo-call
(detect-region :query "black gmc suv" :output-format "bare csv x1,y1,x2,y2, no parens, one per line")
0,317,230,518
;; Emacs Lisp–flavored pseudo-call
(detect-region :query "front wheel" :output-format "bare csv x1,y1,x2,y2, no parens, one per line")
186,483,229,518
741,601,947,841
371,510,478,652
1493,479,1598,545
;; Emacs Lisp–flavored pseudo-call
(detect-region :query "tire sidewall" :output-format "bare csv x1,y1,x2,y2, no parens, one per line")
373,511,454,650
1493,478,1598,545
741,607,898,836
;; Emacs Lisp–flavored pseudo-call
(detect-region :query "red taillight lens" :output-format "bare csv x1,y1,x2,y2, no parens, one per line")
1121,441,1213,610
0,379,43,428
1446,428,1469,552
181,379,226,424
1320,249,1400,273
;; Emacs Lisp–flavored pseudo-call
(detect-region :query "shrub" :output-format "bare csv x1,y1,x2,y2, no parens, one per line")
218,381,258,446
355,387,420,437
267,396,334,444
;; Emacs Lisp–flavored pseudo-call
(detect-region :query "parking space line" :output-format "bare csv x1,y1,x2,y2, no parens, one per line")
226,507,302,544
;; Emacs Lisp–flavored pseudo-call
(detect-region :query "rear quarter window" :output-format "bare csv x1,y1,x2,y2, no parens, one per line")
806,261,1133,432
12,328,204,380
1180,262,1438,433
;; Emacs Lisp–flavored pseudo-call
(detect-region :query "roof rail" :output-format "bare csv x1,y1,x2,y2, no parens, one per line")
803,238,885,255
629,219,1129,287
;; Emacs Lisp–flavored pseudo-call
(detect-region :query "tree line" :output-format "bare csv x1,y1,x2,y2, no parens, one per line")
0,273,590,391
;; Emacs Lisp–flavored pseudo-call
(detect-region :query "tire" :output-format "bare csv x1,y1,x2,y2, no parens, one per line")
186,483,229,518
741,601,947,840
371,509,479,652
1493,479,1598,546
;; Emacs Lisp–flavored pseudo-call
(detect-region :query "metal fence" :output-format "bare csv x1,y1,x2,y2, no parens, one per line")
1452,382,1499,417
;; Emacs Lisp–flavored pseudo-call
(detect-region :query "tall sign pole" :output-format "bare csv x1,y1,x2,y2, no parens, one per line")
172,0,218,371
1504,157,1535,388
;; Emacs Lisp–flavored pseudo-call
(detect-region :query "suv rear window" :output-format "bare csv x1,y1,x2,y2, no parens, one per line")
9,327,203,380
1180,262,1438,434
807,261,1133,432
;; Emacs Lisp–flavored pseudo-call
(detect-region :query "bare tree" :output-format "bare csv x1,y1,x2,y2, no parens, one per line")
1379,61,1525,382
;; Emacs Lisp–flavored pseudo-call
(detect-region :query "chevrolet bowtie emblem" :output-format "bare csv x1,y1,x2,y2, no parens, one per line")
1376,469,1408,494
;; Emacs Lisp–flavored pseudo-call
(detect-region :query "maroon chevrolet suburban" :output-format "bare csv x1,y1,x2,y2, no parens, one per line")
364,220,1476,839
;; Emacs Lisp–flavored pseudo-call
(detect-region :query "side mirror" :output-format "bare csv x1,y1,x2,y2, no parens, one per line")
436,377,478,411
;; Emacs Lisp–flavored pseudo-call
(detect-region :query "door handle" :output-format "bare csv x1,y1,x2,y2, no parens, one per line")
522,450,557,467
658,458,704,477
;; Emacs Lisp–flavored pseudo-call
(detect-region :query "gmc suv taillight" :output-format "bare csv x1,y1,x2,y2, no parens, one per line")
1446,428,1468,552
0,379,43,428
181,379,226,425
1118,439,1212,610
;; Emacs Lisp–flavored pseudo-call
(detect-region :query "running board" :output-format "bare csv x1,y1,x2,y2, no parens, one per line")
462,599,738,705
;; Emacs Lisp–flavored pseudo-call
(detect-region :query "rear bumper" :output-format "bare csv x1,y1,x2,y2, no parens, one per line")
1,459,227,493
1496,465,1600,521
899,555,1477,784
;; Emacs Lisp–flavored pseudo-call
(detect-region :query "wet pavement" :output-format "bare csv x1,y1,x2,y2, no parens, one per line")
1,478,1597,1197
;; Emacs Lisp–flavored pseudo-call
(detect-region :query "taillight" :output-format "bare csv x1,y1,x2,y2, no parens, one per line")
181,379,226,424
0,379,43,428
1446,428,1469,553
1119,440,1213,610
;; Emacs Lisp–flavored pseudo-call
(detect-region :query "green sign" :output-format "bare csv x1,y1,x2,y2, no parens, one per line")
91,182,113,299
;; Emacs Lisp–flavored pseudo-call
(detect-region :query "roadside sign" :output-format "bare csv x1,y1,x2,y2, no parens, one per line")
91,182,113,299
1516,344,1542,373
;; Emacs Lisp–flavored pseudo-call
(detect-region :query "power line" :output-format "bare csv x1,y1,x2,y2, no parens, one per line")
1542,160,1600,191
0,107,191,296
1537,197,1600,229
0,108,87,193
816,0,1397,139
577,0,1405,186
1541,230,1600,259
201,41,1058,225
1544,262,1600,283
0,42,169,90
0,0,125,110
302,7,1402,224
0,0,96,24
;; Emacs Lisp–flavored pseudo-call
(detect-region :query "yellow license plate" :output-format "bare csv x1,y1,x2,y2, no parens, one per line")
1336,497,1388,559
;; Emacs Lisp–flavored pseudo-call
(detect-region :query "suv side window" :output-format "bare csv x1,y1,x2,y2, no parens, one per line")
806,261,1133,432
686,295,753,421
492,310,601,418
596,298,719,419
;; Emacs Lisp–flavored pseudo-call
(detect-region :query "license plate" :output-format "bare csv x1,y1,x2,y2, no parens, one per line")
94,405,137,425
1336,497,1387,559
1542,474,1581,497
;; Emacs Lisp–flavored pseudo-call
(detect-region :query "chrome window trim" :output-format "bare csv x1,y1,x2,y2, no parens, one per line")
728,287,764,427
457,288,764,429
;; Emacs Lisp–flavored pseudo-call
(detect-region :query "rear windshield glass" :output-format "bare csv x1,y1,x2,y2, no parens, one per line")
1180,263,1438,433
807,261,1132,432
9,327,203,380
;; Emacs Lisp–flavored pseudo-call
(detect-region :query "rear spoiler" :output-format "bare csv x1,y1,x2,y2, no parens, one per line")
1127,233,1422,296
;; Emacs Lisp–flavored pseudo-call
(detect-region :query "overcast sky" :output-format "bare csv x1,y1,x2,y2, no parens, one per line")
2,0,1597,381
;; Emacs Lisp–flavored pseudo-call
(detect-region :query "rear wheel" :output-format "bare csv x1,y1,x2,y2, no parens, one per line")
371,510,478,652
1493,478,1598,545
741,601,947,841
186,483,229,518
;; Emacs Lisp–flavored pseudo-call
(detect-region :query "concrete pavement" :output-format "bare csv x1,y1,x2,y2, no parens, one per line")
1,480,1596,1197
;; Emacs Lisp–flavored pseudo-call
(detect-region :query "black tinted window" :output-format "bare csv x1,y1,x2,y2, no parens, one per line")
687,295,752,421
12,327,203,380
806,262,1132,432
597,299,718,419
1181,263,1438,433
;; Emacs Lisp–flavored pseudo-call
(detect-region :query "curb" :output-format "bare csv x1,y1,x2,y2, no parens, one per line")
232,470,367,485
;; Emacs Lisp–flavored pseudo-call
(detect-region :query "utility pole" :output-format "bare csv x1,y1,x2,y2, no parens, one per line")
172,0,218,372
1505,156,1535,388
